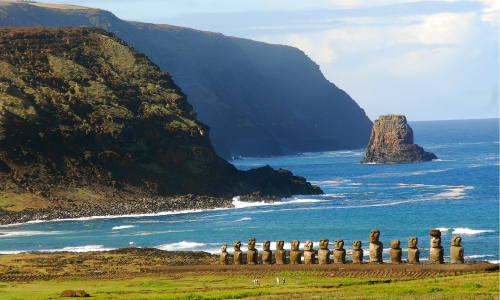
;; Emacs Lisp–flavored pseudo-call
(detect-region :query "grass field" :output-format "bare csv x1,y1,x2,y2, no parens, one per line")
0,250,497,299
0,272,498,299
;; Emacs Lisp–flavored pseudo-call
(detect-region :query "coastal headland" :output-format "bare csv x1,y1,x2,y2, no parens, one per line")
0,248,498,299
0,26,321,225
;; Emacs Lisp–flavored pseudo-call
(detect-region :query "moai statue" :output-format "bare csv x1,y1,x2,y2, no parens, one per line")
303,240,315,264
450,236,464,264
369,230,383,263
234,241,243,265
408,237,420,263
220,244,229,265
262,240,273,265
290,240,302,264
333,239,346,264
429,229,444,264
352,240,364,264
247,238,258,265
275,240,287,265
390,239,402,264
318,239,330,264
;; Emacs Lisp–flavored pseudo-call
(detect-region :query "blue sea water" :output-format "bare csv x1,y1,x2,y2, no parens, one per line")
0,119,498,263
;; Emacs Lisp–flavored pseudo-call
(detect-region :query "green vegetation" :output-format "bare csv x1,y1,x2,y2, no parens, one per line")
0,272,497,299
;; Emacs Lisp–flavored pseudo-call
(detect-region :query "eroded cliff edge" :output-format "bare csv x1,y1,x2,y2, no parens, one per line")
361,115,437,164
0,27,321,224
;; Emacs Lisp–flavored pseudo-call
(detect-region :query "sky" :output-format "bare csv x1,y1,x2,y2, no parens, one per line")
35,0,499,121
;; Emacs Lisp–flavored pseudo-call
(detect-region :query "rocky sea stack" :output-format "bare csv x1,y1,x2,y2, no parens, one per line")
361,114,437,164
0,26,322,224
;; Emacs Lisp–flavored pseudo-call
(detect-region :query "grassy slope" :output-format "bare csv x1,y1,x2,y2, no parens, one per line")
0,273,497,299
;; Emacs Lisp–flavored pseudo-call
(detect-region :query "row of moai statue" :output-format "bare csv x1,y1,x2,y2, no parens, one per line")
220,229,464,265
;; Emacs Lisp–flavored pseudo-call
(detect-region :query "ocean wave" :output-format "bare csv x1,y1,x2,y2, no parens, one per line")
59,245,115,252
452,228,495,235
112,225,137,230
231,197,327,209
435,227,451,233
464,254,498,259
159,241,206,251
0,230,65,237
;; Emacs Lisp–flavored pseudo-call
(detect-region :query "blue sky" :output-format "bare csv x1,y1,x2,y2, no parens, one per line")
36,0,499,121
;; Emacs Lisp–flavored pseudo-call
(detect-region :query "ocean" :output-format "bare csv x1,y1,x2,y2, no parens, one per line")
0,119,498,263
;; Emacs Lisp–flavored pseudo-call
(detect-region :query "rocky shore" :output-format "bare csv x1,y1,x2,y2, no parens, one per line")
0,194,242,225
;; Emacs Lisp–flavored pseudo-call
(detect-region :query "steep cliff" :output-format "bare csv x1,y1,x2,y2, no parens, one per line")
0,26,321,219
0,1,373,158
361,115,437,164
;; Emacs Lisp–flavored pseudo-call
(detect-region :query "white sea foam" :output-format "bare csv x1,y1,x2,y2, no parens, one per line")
464,254,498,259
0,230,65,237
435,228,451,233
112,225,137,230
59,245,115,252
489,260,500,264
231,197,326,209
452,228,495,235
157,241,207,251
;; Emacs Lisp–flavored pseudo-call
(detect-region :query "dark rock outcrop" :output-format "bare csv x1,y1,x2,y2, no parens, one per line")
361,115,437,164
0,1,373,158
0,26,322,223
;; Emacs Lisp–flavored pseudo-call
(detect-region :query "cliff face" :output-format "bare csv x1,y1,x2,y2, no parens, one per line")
0,26,321,208
361,115,437,164
0,2,373,158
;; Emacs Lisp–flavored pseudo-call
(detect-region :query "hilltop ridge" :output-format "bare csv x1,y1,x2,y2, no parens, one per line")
0,1,373,158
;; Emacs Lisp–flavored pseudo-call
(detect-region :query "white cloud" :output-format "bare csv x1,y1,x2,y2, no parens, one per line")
400,13,477,44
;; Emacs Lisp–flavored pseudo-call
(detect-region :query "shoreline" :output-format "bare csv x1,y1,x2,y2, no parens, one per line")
0,195,284,226
0,195,238,226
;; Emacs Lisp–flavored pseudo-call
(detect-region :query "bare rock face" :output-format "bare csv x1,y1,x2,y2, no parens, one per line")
361,115,437,164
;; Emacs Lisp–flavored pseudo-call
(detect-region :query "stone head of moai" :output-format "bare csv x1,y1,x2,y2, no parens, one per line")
304,240,313,251
370,230,380,243
391,239,401,249
431,236,442,248
319,239,329,250
221,243,227,252
408,237,418,248
353,240,362,250
334,239,344,250
452,236,461,246
276,240,285,250
291,240,300,251
234,241,241,251
263,240,271,251
248,238,256,250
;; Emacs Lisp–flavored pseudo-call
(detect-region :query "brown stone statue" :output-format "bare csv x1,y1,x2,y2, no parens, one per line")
290,240,302,264
450,236,464,264
429,229,444,264
275,240,287,265
262,240,273,265
333,239,346,264
220,244,229,265
352,240,363,264
390,239,402,264
303,240,315,264
233,241,243,265
408,237,420,263
318,239,330,264
247,237,258,265
369,230,383,263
